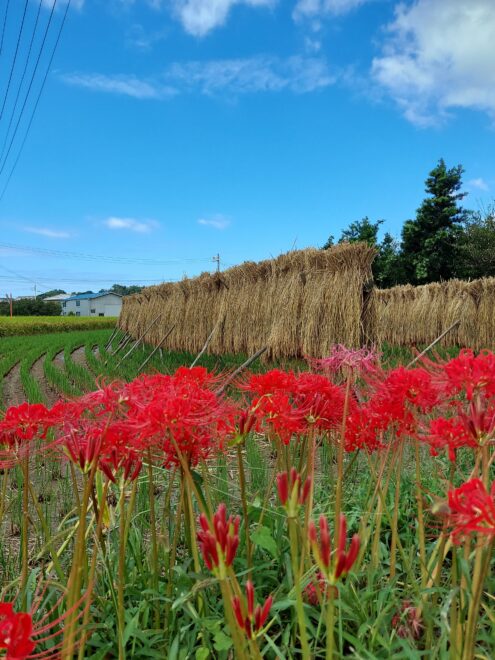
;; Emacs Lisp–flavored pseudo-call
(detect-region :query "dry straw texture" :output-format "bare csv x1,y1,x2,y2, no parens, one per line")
119,243,376,359
374,278,495,349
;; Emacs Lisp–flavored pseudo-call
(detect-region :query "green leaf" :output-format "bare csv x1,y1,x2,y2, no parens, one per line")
214,631,233,652
251,525,277,558
195,648,210,660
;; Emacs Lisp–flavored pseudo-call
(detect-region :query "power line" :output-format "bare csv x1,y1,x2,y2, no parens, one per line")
0,0,29,124
0,0,68,202
0,241,213,266
0,0,44,164
0,0,11,59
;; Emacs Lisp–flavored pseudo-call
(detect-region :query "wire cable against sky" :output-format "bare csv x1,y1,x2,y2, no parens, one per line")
0,0,68,203
0,0,29,124
0,241,214,266
0,0,44,164
0,0,11,59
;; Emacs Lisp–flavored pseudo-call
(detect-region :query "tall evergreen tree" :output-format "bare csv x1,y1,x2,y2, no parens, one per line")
400,159,467,284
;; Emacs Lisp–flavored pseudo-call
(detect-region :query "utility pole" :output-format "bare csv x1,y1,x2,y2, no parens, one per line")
213,253,220,273
9,293,12,318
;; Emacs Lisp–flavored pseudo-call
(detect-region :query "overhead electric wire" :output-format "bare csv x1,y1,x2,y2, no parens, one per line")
0,0,44,163
0,0,29,123
0,0,68,203
0,241,213,266
0,0,11,58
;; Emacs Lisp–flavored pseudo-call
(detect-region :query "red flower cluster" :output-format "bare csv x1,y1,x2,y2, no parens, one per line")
232,581,273,640
197,504,240,574
308,514,360,584
243,370,349,444
447,478,495,543
0,603,35,660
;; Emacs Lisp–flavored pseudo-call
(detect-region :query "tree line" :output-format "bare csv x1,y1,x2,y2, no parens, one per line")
324,159,494,288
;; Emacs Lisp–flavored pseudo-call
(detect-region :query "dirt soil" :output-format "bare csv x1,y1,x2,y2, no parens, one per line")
30,355,60,408
3,363,24,408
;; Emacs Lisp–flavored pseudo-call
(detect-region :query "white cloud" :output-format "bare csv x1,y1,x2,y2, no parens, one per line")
198,214,231,229
61,55,333,98
467,177,489,192
294,0,371,21
372,0,495,126
23,227,71,239
60,73,176,99
104,217,159,233
166,55,333,94
172,0,275,37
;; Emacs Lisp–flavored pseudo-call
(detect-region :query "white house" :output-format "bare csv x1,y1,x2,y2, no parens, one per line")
61,292,122,317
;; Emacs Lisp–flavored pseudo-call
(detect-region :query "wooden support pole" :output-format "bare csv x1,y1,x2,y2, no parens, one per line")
406,319,460,369
105,327,119,351
216,346,267,395
136,325,176,373
115,314,162,368
190,320,221,368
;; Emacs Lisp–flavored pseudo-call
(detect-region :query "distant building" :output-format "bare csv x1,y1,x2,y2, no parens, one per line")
44,294,70,303
61,291,122,317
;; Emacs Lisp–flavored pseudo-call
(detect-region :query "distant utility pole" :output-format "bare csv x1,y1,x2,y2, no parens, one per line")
213,253,220,273
33,284,37,299
9,293,12,318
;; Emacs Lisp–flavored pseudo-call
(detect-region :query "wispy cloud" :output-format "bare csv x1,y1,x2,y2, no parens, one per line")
103,217,160,233
293,0,372,22
171,0,276,37
125,24,168,51
60,73,176,99
167,55,333,94
61,55,333,99
372,0,495,126
198,214,231,229
467,178,489,192
23,227,72,239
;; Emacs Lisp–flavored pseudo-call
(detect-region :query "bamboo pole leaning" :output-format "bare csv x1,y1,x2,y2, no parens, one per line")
136,325,176,374
115,314,162,369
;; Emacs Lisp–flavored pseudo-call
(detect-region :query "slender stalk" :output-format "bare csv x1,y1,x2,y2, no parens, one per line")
325,589,335,659
414,439,427,588
147,450,160,628
237,444,252,573
20,454,29,610
288,517,311,659
334,374,351,538
118,482,127,660
389,439,405,579
462,538,494,660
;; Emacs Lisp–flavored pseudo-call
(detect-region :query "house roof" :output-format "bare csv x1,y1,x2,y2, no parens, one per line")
44,294,70,301
64,291,123,302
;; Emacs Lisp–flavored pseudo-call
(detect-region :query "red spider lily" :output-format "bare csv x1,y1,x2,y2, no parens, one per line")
344,405,387,453
391,600,422,640
426,349,495,401
447,478,495,543
365,367,439,439
232,581,273,640
276,468,311,515
123,370,234,467
0,588,90,659
307,344,380,378
242,370,349,443
423,416,477,462
197,504,240,576
308,514,360,585
0,403,55,467
0,603,35,659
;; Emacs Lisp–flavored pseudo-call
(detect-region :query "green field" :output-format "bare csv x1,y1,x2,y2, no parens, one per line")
0,326,461,410
0,315,117,336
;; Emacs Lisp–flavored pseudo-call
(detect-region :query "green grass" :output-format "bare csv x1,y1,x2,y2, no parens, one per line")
0,326,463,410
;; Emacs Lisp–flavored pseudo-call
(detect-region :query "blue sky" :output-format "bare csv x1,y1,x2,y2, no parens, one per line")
0,0,494,296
